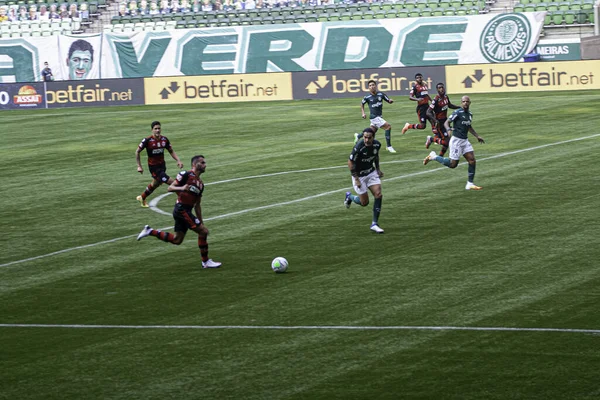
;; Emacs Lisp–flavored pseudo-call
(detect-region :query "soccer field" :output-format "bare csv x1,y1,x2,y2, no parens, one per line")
2,91,600,399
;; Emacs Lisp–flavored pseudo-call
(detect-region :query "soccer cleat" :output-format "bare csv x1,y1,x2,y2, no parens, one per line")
425,136,433,149
465,182,483,191
423,151,437,166
386,146,397,153
202,259,222,269
137,225,152,241
353,132,359,144
344,191,352,209
401,122,410,135
136,195,149,208
370,223,384,234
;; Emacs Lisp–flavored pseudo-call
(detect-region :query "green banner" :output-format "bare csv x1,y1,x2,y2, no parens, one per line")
0,13,545,82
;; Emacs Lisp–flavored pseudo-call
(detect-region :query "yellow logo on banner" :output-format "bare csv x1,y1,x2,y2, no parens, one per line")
144,73,293,105
446,60,600,94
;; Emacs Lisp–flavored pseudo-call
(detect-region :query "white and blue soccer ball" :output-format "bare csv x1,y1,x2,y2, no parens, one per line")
271,257,288,273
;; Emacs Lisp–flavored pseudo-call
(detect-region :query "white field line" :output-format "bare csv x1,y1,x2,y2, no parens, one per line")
0,323,599,334
1,134,599,269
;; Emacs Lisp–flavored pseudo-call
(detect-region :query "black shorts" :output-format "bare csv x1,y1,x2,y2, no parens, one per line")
149,164,170,183
416,105,429,124
173,203,201,233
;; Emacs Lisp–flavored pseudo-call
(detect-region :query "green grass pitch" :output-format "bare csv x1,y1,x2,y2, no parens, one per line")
1,91,600,399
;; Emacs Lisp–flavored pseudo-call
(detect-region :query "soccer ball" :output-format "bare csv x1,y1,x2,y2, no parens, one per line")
271,257,288,273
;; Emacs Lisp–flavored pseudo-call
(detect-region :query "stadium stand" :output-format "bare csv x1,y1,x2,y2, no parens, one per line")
102,0,490,32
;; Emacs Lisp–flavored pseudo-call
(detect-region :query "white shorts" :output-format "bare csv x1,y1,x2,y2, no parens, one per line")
352,169,381,195
370,116,387,129
448,136,474,161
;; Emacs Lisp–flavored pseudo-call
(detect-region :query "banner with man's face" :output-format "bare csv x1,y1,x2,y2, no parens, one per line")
57,34,102,81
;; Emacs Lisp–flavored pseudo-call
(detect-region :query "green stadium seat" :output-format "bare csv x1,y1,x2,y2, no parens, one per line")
557,1,569,10
551,10,563,24
518,0,530,3
386,9,397,17
563,10,575,23
339,11,352,20
110,15,120,24
569,0,582,10
278,6,292,16
421,7,432,16
535,3,547,11
575,11,587,23
374,9,386,18
524,5,535,11
261,15,273,24
432,7,443,15
351,11,363,20
582,0,593,9
303,5,316,15
317,12,329,22
345,4,359,13
444,6,456,15
469,5,481,13
416,0,428,9
513,3,524,12
404,0,416,10
456,5,467,15
451,0,462,8
359,4,370,12
175,20,186,29
363,10,375,19
327,11,340,21
397,8,409,17
547,2,558,11
462,0,474,6
305,15,317,23
544,12,551,24
273,15,284,24
240,17,252,25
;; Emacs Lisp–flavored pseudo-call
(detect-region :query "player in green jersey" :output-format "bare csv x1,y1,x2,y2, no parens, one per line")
355,80,396,153
423,96,485,190
345,128,385,233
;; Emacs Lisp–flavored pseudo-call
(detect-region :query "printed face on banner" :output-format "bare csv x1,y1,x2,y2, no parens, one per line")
66,39,95,80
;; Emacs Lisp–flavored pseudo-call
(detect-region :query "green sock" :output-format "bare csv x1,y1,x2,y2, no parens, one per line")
385,129,391,146
468,163,475,182
351,195,361,205
436,156,452,167
373,197,382,224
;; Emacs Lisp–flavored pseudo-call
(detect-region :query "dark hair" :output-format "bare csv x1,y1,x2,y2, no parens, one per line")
191,155,205,166
367,79,377,86
436,82,445,88
362,127,375,134
415,73,423,78
68,39,94,61
151,121,161,129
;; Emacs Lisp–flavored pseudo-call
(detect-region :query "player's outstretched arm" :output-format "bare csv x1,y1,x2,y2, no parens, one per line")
469,127,485,143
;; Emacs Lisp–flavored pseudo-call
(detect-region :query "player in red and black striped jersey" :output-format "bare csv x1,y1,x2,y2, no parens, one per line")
425,82,459,156
135,121,184,207
137,155,222,269
401,73,433,136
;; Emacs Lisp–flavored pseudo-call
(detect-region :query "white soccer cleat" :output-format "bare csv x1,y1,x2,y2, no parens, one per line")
202,259,222,268
344,191,352,209
386,146,397,153
423,151,437,165
370,224,384,234
465,182,483,190
137,225,152,241
353,132,359,144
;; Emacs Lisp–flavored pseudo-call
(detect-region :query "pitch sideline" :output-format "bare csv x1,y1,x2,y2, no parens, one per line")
0,323,599,335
